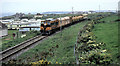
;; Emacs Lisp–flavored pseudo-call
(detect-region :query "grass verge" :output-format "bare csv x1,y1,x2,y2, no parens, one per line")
92,15,119,63
15,21,89,64
1,30,40,51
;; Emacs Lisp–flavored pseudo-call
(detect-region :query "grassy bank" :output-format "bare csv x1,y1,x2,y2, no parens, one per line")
2,30,18,44
15,21,89,64
1,30,40,51
6,13,118,64
92,15,119,63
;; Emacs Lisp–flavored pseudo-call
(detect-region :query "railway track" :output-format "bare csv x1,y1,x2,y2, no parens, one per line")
0,35,46,62
0,20,86,62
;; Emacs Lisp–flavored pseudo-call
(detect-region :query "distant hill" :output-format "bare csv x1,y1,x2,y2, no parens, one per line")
42,11,70,14
0,13,14,17
0,12,70,17
1,10,117,17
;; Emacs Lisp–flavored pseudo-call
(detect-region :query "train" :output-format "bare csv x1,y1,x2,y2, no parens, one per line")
40,14,88,35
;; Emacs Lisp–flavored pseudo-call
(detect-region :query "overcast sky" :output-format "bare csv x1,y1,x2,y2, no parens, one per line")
1,0,120,14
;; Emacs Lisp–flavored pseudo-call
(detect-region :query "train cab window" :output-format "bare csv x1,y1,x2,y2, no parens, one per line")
47,22,51,25
41,22,44,26
44,22,47,24
51,23,54,25
41,22,44,24
56,22,58,25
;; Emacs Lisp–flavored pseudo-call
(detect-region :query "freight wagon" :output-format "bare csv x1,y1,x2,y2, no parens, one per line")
40,14,87,35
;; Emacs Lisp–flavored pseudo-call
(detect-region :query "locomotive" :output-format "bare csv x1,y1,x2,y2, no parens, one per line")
40,14,88,35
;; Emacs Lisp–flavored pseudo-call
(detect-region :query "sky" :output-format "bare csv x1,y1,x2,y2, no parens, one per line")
0,0,120,14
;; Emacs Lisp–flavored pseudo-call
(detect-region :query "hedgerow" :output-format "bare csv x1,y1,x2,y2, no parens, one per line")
75,15,113,64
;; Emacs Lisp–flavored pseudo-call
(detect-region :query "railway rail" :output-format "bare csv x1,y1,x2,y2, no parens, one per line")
0,35,46,62
0,19,86,62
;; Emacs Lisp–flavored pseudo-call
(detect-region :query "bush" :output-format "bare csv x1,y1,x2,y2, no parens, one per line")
75,18,112,64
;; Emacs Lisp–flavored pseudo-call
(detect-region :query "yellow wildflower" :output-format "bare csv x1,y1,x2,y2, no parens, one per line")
56,62,58,64
48,62,50,64
101,50,107,52
42,59,44,62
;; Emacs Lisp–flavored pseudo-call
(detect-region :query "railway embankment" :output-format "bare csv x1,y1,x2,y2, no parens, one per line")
1,31,41,51
75,14,119,64
2,13,119,65
6,20,89,64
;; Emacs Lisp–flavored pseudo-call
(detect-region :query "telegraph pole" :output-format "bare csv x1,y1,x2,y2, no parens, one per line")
119,1,120,15
72,7,74,14
116,8,118,14
60,14,62,37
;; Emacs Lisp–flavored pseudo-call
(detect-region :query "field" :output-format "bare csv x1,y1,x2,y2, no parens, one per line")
1,30,40,51
92,14,119,63
2,30,18,44
15,21,89,64
5,13,119,64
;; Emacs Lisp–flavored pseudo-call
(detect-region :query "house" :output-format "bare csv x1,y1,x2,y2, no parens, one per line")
13,13,25,20
88,11,96,14
19,20,43,32
0,22,8,37
34,13,43,19
21,19,29,22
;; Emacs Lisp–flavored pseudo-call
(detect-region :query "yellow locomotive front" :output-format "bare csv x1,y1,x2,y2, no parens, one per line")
40,19,59,35
40,20,51,35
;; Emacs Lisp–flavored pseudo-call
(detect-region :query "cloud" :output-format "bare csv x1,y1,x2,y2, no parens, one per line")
2,0,119,3
1,0,119,13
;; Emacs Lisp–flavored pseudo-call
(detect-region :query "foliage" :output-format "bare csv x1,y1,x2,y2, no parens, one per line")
75,14,114,64
92,15,119,64
21,14,34,19
30,59,62,64
4,12,118,64
14,20,89,64
2,16,14,20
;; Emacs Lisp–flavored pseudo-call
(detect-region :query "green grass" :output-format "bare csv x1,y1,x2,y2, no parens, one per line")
92,15,119,63
7,13,119,64
1,30,40,51
87,12,112,19
16,21,89,64
100,14,118,22
2,30,18,44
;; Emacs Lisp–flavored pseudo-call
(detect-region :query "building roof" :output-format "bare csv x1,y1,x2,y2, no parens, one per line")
0,22,7,29
36,13,43,15
20,26,40,28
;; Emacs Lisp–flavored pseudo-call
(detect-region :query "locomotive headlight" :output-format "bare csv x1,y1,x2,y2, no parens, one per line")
44,22,47,26
44,23,47,25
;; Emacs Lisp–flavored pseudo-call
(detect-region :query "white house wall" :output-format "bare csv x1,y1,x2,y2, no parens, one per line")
0,29,8,37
